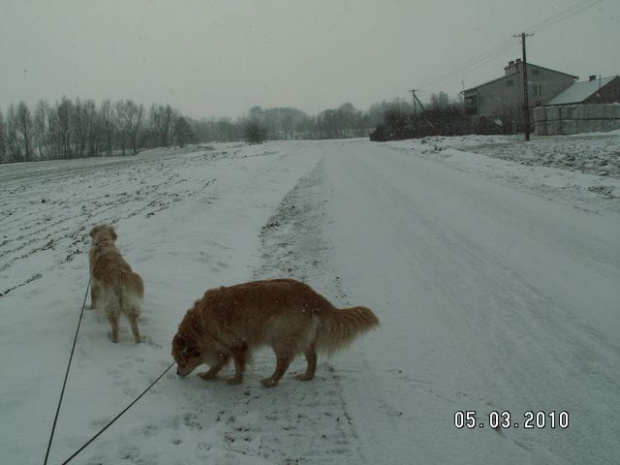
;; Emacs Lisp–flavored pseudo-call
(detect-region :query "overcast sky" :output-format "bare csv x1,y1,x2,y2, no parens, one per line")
1,0,618,119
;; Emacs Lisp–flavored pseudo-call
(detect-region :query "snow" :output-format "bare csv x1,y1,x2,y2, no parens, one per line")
1,134,619,464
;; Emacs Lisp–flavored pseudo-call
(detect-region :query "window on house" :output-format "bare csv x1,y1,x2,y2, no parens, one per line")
464,96,476,108
464,96,477,115
531,85,543,96
613,88,620,101
506,80,514,87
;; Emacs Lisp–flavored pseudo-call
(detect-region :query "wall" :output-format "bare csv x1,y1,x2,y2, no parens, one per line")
534,104,620,135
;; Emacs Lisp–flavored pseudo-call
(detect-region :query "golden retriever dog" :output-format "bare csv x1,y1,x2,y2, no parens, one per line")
89,224,144,343
172,279,379,387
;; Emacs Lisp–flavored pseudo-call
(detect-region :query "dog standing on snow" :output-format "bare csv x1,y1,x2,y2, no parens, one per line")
172,279,379,387
89,224,144,343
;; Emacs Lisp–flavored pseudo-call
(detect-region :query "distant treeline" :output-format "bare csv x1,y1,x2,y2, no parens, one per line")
0,93,472,164
369,106,505,142
0,98,194,164
369,90,514,142
188,102,396,144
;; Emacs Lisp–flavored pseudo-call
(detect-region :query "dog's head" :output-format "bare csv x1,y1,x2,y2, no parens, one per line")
172,333,203,377
89,224,117,245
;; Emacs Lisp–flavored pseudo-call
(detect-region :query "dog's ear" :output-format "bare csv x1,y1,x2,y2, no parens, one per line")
184,345,200,358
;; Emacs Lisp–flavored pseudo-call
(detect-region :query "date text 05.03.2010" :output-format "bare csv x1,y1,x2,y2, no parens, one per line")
454,411,569,430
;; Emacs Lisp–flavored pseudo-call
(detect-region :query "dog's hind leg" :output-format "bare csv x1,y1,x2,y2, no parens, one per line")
106,308,120,343
227,343,249,385
296,344,317,381
261,344,295,387
90,282,102,309
127,310,141,344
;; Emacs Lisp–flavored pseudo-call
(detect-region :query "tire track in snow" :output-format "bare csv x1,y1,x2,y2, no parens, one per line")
128,156,367,465
244,156,366,463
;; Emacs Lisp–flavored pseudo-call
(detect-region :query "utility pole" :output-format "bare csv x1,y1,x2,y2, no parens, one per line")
408,89,426,115
514,32,534,141
408,89,418,115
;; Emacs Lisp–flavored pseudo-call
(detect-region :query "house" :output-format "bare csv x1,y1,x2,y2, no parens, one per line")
463,60,577,118
547,75,620,105
534,75,620,136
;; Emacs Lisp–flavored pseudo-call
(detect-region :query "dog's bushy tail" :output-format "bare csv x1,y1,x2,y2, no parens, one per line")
316,306,379,355
110,269,144,312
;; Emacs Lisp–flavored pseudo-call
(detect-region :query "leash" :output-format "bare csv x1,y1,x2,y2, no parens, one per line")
43,276,91,465
43,275,177,465
58,361,176,465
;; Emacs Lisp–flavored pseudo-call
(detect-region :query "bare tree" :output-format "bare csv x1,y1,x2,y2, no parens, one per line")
244,119,266,144
114,101,128,155
33,100,50,159
149,104,174,147
99,100,115,156
72,98,88,158
82,99,99,157
430,91,450,110
6,105,22,162
53,97,73,158
114,100,143,155
172,116,193,148
15,101,34,161
0,110,7,164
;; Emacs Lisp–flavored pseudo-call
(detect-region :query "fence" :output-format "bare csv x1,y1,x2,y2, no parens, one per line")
534,104,620,136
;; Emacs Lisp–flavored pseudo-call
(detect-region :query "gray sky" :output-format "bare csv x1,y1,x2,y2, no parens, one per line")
1,0,618,119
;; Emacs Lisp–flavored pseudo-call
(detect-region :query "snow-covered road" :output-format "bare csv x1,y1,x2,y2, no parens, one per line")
316,140,620,464
1,138,619,464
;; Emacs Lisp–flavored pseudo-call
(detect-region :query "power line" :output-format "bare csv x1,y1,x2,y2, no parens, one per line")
418,0,603,93
525,0,602,33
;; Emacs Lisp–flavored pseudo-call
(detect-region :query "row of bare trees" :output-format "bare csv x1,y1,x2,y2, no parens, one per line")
199,96,458,142
0,98,194,164
188,102,380,143
0,92,464,164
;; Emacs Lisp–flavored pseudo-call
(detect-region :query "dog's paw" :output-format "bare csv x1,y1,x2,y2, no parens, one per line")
198,371,218,380
295,373,314,382
260,377,279,388
226,375,243,385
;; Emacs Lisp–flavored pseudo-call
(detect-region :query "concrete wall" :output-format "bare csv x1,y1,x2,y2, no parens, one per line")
534,104,620,135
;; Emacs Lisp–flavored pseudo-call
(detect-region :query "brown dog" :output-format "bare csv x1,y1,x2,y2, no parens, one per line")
89,224,144,343
172,279,379,387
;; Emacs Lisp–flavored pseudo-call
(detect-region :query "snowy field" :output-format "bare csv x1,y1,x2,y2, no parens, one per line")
1,134,619,464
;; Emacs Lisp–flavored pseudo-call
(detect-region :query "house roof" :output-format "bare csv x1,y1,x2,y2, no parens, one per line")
463,63,578,94
548,75,620,105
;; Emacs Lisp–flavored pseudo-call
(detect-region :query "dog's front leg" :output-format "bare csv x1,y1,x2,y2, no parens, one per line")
227,344,248,385
199,352,230,380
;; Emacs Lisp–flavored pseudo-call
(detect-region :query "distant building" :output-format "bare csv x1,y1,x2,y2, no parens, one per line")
463,60,577,118
547,75,620,105
534,75,620,136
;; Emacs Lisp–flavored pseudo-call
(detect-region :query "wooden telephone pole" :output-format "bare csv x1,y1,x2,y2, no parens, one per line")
514,32,534,141
408,89,426,115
